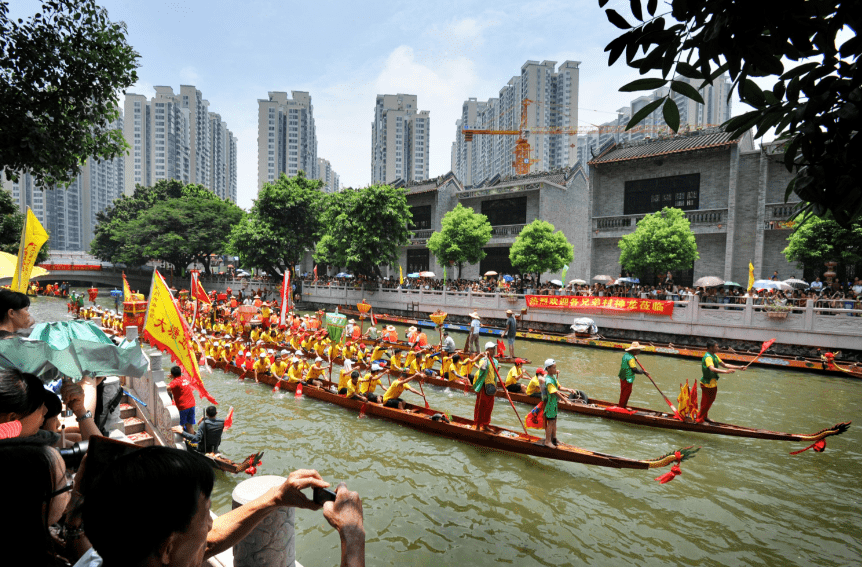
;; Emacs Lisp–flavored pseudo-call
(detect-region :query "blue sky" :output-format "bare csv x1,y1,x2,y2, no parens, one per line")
12,0,756,209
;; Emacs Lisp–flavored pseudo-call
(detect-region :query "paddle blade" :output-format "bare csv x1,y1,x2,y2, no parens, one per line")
759,338,776,355
272,383,280,392
358,402,367,418
224,407,234,429
295,382,303,399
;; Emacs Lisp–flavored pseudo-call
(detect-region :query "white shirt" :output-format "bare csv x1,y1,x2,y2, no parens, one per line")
470,319,481,334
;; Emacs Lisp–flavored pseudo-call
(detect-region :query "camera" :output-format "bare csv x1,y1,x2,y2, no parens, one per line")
58,440,89,471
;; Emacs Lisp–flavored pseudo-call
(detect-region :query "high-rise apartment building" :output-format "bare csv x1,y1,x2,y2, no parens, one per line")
371,94,430,184
576,75,732,176
257,91,319,190
317,158,340,193
123,86,236,201
453,60,580,187
2,117,125,252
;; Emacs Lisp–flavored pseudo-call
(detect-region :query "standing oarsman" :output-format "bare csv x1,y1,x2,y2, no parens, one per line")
472,341,498,431
698,339,745,423
503,309,518,358
618,342,644,408
466,312,481,353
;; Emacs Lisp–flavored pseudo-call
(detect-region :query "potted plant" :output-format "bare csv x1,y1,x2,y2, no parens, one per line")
764,303,792,319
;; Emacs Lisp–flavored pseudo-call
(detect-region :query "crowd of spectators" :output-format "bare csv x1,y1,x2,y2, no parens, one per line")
0,288,365,567
301,272,862,313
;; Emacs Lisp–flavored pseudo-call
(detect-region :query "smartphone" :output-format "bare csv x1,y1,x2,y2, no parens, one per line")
313,486,338,506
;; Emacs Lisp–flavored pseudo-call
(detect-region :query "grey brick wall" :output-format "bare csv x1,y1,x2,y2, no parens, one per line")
729,151,762,283
762,230,799,279
693,233,726,281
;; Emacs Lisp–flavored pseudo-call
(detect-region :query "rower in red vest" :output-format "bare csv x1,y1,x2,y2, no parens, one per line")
406,326,419,345
235,350,247,369
416,330,429,348
351,324,362,340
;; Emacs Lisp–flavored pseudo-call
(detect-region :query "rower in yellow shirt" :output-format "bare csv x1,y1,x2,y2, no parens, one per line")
504,359,529,393
270,350,290,383
250,327,261,343
261,328,274,344
525,368,547,398
389,349,405,371
253,353,270,383
286,358,305,383
304,357,329,386
289,333,302,351
359,365,386,403
337,368,354,394
381,371,422,410
344,372,366,401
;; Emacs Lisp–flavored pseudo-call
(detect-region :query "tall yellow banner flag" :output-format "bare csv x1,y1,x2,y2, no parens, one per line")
143,270,216,404
748,262,755,291
11,207,49,292
399,265,404,285
122,272,133,302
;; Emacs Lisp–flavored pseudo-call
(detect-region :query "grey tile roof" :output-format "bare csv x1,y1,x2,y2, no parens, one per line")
400,171,461,195
588,130,739,165
488,168,570,188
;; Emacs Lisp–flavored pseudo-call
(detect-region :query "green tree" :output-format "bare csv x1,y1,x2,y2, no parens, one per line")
314,184,412,279
509,220,573,284
91,179,242,276
228,172,325,278
618,207,699,279
426,203,491,279
0,189,49,262
784,216,862,282
1,1,139,188
599,0,861,226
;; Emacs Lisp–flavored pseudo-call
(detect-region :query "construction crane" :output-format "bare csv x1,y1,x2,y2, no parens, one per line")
461,99,579,175
461,98,723,175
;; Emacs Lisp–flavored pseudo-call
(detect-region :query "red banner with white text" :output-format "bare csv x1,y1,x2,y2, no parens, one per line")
526,295,674,317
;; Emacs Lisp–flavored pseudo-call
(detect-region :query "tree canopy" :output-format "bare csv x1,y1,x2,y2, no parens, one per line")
91,179,242,276
426,203,491,279
618,207,699,278
314,184,412,279
509,220,573,284
784,215,862,283
1,1,139,188
599,0,861,226
228,172,325,278
0,189,49,263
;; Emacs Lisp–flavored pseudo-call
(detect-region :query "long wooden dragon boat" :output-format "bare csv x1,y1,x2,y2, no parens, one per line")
207,355,850,452
214,361,698,471
414,373,851,447
336,307,862,379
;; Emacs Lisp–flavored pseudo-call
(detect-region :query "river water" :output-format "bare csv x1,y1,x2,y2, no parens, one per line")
29,294,862,566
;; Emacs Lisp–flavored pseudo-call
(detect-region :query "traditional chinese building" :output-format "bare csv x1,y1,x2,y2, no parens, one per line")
586,129,802,286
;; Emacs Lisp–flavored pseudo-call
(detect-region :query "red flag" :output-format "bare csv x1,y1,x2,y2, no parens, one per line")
370,307,377,327
193,277,211,305
496,339,506,358
759,338,776,355
280,270,291,326
224,406,234,429
525,401,545,429
313,265,318,283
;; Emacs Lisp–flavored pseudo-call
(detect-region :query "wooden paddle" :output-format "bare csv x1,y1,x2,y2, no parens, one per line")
633,356,681,420
417,377,430,409
488,356,529,435
742,338,776,369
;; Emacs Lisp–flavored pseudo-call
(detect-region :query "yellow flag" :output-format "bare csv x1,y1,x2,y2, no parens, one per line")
11,207,49,293
123,272,132,302
143,270,216,403
748,262,755,291
399,265,404,285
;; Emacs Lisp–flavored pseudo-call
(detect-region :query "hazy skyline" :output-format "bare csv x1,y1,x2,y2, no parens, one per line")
10,0,757,209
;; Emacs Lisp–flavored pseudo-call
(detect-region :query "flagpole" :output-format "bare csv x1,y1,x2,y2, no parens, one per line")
13,207,29,292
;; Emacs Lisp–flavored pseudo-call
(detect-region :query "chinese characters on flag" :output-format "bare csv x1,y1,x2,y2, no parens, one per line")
525,295,674,317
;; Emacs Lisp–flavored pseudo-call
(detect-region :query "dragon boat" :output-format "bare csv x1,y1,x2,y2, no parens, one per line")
214,361,698,471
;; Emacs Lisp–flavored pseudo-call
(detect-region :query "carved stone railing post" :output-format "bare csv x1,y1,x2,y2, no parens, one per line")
232,475,295,567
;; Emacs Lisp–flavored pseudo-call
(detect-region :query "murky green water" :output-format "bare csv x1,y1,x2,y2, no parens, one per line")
30,295,862,566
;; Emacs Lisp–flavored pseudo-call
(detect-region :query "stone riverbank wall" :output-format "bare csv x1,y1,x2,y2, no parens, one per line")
298,284,862,362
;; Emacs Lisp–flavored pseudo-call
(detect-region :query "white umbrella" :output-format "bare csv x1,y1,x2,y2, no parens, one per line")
550,279,563,286
593,275,613,282
569,279,587,285
753,279,792,291
419,271,436,277
484,271,498,276
783,278,809,289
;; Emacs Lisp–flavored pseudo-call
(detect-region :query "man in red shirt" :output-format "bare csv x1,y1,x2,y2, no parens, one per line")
168,366,196,433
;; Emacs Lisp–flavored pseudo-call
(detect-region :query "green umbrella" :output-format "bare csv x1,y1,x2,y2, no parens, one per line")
0,321,147,383
724,282,744,287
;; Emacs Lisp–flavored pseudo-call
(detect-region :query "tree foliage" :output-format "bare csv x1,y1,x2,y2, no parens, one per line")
0,189,49,263
509,220,573,284
426,203,491,279
599,0,862,226
1,1,139,188
783,215,862,282
618,207,699,278
228,172,325,279
314,184,412,279
91,179,242,276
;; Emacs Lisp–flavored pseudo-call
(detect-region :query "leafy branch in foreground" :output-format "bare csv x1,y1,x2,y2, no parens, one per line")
599,0,861,226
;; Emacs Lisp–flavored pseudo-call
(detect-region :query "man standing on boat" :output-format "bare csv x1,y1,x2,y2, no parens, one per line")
466,312,481,353
472,341,499,431
540,359,568,448
441,330,456,354
698,339,745,423
504,309,518,358
618,342,645,407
